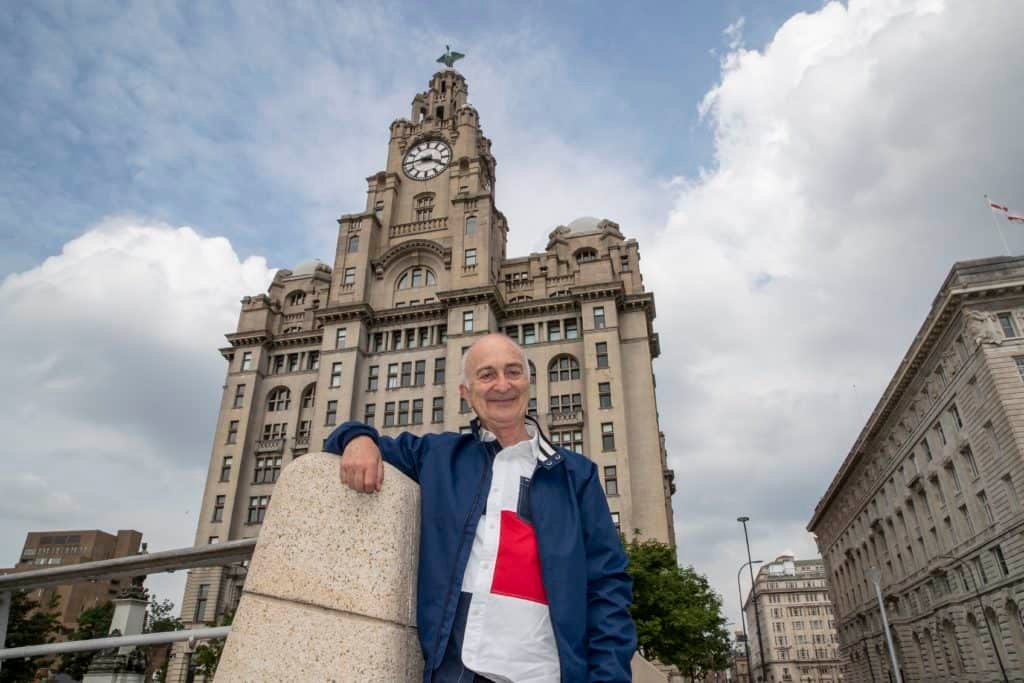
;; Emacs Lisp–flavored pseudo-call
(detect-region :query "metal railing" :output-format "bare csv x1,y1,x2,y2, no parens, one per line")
0,538,256,668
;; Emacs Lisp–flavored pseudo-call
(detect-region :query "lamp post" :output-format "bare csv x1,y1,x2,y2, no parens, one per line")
737,517,767,683
737,559,763,679
864,567,902,683
934,555,1008,682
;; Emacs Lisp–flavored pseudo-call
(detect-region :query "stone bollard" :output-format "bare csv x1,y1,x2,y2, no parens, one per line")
216,453,423,682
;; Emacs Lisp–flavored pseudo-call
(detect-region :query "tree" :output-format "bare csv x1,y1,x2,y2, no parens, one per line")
191,610,233,678
625,536,732,680
145,594,183,682
0,590,62,683
58,600,114,680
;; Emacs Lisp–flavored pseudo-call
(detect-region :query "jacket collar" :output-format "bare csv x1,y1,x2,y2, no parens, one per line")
470,414,563,469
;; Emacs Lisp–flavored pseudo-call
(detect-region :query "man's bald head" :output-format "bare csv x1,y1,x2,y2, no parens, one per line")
459,333,530,387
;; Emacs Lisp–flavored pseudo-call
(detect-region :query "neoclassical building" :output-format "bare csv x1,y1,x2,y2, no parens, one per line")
743,555,843,683
168,67,676,680
809,256,1024,682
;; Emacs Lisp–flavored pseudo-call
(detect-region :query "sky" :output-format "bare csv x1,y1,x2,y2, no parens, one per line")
2,0,1024,633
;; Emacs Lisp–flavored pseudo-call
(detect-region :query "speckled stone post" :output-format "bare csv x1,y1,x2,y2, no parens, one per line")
216,453,423,682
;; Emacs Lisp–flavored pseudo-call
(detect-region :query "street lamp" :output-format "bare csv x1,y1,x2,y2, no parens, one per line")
737,516,767,683
864,567,902,683
737,559,763,677
934,555,1009,683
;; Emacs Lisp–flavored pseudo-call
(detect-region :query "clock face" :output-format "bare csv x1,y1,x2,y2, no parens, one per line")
402,140,452,181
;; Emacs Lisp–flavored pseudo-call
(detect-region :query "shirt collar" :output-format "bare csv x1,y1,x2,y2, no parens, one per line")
472,415,562,467
477,421,544,461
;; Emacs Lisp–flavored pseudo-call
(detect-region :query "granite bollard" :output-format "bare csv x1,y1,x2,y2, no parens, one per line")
215,453,422,682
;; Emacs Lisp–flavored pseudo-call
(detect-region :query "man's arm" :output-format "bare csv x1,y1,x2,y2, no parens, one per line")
324,421,430,491
578,460,637,681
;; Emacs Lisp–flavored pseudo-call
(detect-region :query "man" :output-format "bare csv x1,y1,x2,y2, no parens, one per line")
325,333,635,682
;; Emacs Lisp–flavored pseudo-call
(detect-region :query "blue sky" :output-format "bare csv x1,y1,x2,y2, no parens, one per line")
3,0,1024,630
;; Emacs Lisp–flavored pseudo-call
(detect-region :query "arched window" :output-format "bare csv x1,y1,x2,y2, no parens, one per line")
347,234,359,253
548,355,581,383
267,388,291,412
465,216,477,235
301,384,316,409
529,360,536,385
574,247,599,263
396,266,438,290
288,291,306,306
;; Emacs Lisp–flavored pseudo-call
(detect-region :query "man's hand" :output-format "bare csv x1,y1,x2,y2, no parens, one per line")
339,435,384,493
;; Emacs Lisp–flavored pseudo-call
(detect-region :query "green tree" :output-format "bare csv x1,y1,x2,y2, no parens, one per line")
191,610,233,678
58,601,114,680
625,536,732,680
145,594,183,682
0,590,62,683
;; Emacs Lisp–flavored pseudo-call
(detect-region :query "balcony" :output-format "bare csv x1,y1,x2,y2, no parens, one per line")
389,216,447,238
293,435,310,451
547,409,584,427
255,438,286,453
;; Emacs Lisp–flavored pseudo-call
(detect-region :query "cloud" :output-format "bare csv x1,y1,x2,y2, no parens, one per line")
646,0,1024,624
0,217,275,603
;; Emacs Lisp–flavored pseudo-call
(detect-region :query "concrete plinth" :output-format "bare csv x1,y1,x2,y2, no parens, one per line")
216,453,422,682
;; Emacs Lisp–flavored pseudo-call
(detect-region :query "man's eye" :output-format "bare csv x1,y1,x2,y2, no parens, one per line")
479,371,495,381
506,368,523,378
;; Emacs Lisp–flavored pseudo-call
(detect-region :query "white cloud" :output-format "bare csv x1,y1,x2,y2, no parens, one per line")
647,0,1024,623
0,217,275,604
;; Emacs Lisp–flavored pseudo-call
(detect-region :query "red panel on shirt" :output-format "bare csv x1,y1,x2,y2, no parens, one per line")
490,510,549,605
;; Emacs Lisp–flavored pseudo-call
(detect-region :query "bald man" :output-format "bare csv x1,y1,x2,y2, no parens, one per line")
325,333,635,682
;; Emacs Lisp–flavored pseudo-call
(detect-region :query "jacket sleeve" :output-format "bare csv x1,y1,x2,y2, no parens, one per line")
323,420,430,483
578,460,637,681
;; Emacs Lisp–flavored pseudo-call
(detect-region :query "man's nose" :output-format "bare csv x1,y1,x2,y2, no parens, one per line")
493,372,512,392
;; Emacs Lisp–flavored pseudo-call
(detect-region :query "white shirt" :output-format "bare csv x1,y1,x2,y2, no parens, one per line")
460,423,561,682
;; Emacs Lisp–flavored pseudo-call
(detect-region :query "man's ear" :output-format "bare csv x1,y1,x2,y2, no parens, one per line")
458,384,469,400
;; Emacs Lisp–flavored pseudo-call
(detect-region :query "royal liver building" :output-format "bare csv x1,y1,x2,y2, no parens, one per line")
170,64,676,680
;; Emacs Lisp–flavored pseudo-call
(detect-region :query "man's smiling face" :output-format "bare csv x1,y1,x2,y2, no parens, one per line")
460,334,531,433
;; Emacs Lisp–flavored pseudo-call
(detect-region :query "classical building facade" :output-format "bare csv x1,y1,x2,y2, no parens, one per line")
809,256,1024,682
2,529,143,634
743,555,842,683
168,67,676,680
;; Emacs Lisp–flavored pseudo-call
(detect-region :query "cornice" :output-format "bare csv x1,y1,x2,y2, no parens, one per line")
435,285,501,307
500,296,579,320
268,329,323,349
370,303,447,326
316,303,374,324
225,331,270,347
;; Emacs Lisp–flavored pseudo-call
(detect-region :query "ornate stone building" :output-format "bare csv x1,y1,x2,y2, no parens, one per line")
168,67,676,680
809,256,1024,682
743,555,842,683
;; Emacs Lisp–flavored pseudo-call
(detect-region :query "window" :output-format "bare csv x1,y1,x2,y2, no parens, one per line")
336,328,347,349
374,200,384,221
396,266,437,290
414,193,434,220
962,446,979,479
247,495,270,524
344,267,356,285
241,351,252,371
959,504,975,535
920,437,933,461
596,342,609,369
411,360,426,387
550,393,583,414
233,384,245,408
212,495,225,522
460,397,470,414
226,420,239,444
434,358,446,385
325,400,338,426
947,463,962,493
465,216,477,235
974,556,989,585
301,385,315,409
1003,474,1020,512
367,365,379,391
575,247,598,262
934,421,947,445
552,430,582,451
261,423,287,440
465,249,477,267
998,312,1017,338
504,325,519,342
528,398,538,417
297,419,310,438
604,466,619,496
306,351,319,370
412,399,423,424
194,584,209,622
387,363,399,389
400,362,412,388
599,382,613,409
287,353,299,373
347,234,359,253
220,456,232,482
950,404,964,431
364,403,376,426
978,491,995,525
208,536,219,545
565,318,579,340
602,422,615,451
384,402,396,427
993,545,1010,576
254,456,282,484
523,323,537,345
593,306,606,329
549,355,581,382
372,333,385,352
267,388,290,411
547,320,562,342
432,397,444,423
463,310,474,333
610,512,620,531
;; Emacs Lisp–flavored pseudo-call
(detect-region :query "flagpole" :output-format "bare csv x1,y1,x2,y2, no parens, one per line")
985,194,1012,256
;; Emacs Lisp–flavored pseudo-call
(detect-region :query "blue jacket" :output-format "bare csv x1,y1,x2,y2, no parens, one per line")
324,416,636,682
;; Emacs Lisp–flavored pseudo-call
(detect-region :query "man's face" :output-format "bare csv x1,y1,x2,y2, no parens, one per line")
460,335,530,432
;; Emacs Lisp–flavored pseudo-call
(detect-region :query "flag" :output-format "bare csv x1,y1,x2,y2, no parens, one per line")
990,201,1009,212
1009,215,1024,223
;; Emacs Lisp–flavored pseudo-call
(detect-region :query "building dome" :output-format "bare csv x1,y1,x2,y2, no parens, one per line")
566,216,602,233
290,259,329,276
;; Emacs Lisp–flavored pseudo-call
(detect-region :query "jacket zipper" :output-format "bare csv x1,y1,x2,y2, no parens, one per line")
430,440,495,667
